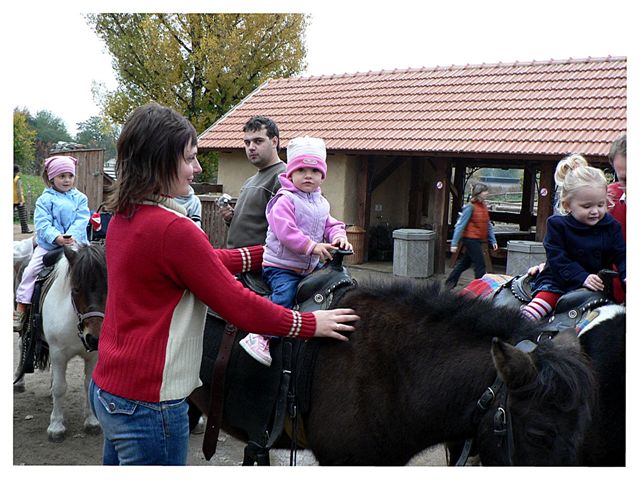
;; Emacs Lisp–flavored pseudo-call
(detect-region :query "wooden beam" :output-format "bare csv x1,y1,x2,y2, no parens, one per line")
535,162,555,240
371,157,407,191
408,159,425,226
432,159,451,274
490,211,536,224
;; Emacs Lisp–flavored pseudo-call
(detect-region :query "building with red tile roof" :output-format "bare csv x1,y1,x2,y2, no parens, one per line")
199,56,626,273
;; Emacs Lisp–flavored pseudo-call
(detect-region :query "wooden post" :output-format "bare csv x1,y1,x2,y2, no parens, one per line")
535,162,555,240
432,159,451,274
520,166,534,231
356,156,372,262
408,158,425,227
451,160,466,225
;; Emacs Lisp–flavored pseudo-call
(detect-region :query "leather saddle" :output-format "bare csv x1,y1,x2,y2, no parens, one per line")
491,274,533,308
490,269,619,335
238,253,357,312
541,289,613,336
295,256,357,312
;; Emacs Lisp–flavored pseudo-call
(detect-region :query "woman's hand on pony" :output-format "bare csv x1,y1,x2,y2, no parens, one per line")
313,308,359,341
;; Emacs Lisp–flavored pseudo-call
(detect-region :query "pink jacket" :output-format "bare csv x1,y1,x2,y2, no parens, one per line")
263,174,347,274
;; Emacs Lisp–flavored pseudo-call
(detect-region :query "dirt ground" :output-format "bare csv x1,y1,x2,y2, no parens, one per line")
12,223,446,466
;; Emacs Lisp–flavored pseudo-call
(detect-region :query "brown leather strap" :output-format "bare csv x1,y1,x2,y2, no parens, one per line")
202,323,237,460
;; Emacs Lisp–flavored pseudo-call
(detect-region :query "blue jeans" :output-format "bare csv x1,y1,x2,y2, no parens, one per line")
263,266,306,308
89,379,190,465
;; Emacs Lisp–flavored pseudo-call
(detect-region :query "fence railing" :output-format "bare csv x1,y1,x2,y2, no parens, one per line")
200,195,229,248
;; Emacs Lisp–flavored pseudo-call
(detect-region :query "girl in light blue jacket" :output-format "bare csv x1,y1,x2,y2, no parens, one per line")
14,156,90,331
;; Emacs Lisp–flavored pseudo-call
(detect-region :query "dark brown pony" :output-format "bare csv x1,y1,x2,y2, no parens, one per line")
195,279,595,465
461,273,625,465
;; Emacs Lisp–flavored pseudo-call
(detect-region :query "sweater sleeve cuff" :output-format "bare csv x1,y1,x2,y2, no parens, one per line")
285,310,316,338
223,245,264,273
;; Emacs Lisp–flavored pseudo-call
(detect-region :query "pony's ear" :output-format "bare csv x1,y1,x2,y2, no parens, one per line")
491,337,537,390
63,246,77,266
552,328,581,353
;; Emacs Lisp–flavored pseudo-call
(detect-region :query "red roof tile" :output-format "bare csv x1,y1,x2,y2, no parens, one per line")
198,57,626,157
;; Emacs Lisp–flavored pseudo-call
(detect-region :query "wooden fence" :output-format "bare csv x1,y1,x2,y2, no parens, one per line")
200,195,230,248
52,149,105,211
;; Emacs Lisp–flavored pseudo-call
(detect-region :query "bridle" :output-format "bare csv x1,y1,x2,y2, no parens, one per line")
70,294,104,352
454,339,537,466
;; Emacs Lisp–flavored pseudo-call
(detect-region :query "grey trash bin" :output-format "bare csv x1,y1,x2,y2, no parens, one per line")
506,240,546,276
392,229,436,278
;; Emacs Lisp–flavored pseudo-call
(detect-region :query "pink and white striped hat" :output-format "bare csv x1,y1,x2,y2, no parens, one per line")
286,136,327,178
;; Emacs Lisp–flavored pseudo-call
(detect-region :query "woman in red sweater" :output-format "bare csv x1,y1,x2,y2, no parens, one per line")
89,103,358,465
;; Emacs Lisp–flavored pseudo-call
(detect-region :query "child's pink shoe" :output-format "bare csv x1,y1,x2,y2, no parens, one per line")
239,333,272,366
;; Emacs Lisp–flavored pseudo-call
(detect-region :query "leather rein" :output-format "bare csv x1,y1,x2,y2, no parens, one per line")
454,339,537,466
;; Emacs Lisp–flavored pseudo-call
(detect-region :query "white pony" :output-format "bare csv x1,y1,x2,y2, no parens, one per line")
14,243,107,442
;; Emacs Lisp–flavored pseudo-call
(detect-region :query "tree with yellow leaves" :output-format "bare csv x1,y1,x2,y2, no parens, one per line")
86,13,308,133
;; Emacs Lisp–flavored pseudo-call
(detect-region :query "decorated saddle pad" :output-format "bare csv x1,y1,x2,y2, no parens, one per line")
459,274,512,298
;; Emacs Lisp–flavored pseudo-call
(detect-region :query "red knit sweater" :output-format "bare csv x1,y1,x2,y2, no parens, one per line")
92,201,316,402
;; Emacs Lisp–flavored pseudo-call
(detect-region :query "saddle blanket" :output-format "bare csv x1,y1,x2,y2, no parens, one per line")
459,274,512,298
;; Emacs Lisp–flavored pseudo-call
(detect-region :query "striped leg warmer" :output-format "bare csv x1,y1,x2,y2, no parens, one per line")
521,291,561,323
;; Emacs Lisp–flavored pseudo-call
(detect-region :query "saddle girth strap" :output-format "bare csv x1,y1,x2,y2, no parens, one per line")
202,323,237,460
264,340,293,450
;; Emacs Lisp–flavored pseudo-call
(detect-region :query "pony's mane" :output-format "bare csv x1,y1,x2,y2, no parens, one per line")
65,244,107,287
339,278,537,342
524,338,596,413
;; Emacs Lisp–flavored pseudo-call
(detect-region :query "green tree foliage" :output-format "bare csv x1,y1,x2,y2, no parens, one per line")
28,110,73,166
29,110,73,144
86,13,308,133
13,109,37,173
75,116,120,160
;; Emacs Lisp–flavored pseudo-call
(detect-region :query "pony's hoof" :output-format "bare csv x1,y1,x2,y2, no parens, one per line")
48,431,66,443
14,384,26,393
84,423,102,436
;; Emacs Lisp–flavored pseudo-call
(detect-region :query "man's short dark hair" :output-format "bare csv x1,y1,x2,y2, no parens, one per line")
243,116,280,150
608,133,626,164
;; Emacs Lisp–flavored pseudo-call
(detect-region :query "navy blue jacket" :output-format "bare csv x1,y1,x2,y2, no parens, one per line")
532,213,626,294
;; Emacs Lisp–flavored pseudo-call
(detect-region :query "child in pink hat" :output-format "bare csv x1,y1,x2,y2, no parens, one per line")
14,156,90,332
240,136,352,366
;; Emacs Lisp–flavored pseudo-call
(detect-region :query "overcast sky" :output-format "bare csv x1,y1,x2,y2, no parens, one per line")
2,0,635,135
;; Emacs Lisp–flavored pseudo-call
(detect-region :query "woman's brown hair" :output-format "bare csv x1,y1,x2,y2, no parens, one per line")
105,103,197,216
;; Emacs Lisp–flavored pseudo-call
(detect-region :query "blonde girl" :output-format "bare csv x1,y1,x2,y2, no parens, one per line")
521,158,626,322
